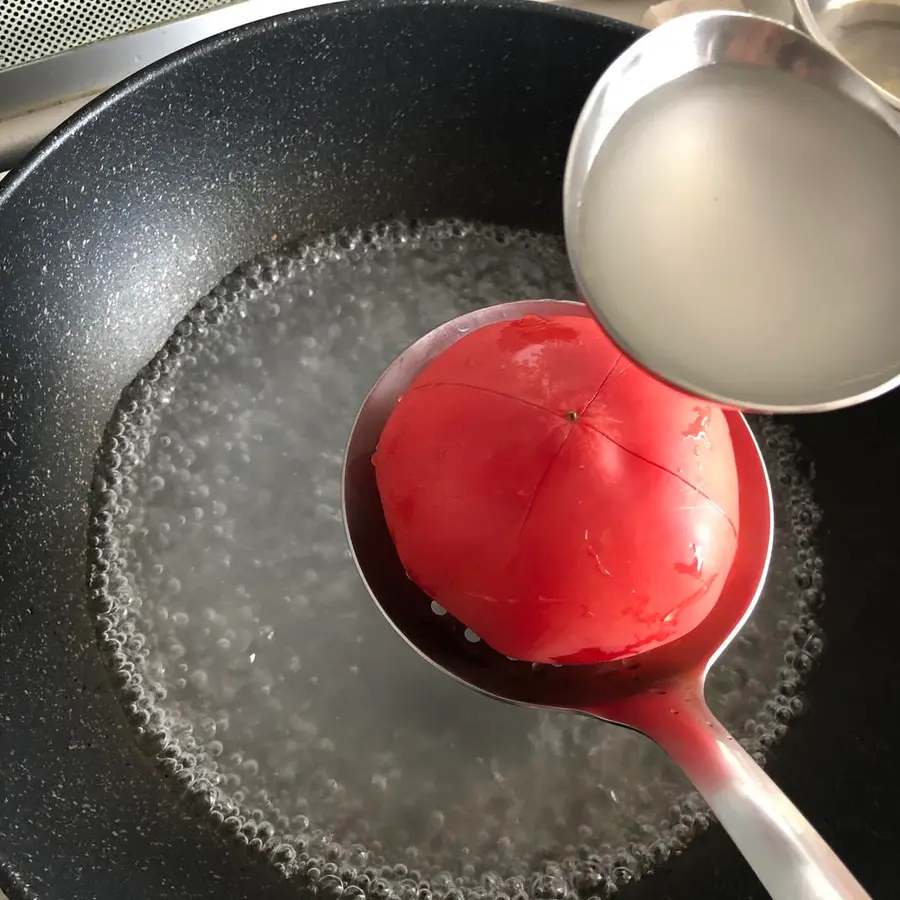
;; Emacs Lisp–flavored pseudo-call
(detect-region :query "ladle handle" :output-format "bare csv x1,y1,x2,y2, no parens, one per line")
604,690,872,900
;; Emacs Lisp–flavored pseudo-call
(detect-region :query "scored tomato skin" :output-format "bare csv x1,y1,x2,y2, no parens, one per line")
373,314,739,665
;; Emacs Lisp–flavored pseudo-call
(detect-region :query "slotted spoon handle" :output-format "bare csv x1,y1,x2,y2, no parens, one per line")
594,689,872,900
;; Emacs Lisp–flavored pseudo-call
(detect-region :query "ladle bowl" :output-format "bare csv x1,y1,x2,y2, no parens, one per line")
563,10,900,414
343,300,871,900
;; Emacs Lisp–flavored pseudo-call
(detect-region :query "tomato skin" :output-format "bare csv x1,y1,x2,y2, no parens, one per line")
373,314,739,665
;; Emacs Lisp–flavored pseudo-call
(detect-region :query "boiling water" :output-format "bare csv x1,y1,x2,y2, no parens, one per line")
90,221,824,897
574,63,900,406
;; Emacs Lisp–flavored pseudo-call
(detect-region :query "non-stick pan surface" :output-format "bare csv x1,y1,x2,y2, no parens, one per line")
0,2,896,899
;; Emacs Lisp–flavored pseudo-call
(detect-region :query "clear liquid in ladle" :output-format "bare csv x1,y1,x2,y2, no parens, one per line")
574,63,900,407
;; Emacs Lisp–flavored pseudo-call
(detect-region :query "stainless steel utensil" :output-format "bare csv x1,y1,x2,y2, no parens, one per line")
563,10,900,414
343,299,871,900
794,0,900,109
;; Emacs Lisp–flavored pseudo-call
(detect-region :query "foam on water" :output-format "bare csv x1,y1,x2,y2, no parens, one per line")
88,220,825,898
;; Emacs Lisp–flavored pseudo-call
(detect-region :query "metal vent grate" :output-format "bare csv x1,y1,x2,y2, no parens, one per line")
0,0,238,70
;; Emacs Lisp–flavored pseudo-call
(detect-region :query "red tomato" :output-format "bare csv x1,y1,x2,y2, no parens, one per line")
373,313,739,665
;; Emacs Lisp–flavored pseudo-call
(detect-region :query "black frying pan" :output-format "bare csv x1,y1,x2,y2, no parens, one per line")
0,2,896,898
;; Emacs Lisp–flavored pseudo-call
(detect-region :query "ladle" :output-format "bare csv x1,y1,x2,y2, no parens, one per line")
563,10,900,414
343,300,871,900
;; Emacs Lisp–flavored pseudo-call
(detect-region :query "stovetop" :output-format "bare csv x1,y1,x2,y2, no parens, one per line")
0,0,341,173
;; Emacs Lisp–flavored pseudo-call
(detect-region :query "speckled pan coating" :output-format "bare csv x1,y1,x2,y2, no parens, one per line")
0,3,896,900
